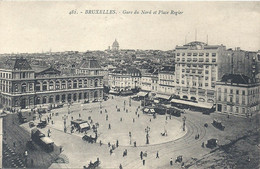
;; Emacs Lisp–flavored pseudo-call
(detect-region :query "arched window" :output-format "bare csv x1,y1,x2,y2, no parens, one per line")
94,91,98,99
84,79,88,87
84,92,89,99
49,81,54,90
68,80,72,89
49,96,54,103
56,81,60,90
73,80,78,88
61,80,66,89
36,97,41,105
94,79,98,87
79,80,83,88
43,81,47,91
21,83,27,93
191,97,196,101
43,96,47,104
14,84,18,92
183,95,188,99
36,82,41,91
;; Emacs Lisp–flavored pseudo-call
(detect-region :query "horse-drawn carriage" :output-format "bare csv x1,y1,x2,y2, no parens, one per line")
82,133,97,143
83,159,100,169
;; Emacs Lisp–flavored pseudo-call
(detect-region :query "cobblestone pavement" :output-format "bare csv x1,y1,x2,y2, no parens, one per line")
19,95,259,168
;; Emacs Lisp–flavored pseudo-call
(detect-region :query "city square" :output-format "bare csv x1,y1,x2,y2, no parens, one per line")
0,1,260,169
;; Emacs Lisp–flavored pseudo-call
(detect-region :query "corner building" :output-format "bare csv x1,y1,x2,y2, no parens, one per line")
173,41,229,108
0,57,104,109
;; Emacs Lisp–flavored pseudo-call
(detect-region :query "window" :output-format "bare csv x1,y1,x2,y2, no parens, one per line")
182,69,185,73
49,81,54,90
193,58,197,62
199,58,204,62
199,53,204,56
192,69,196,73
206,53,209,57
205,70,209,74
205,77,209,80
212,53,216,57
29,83,33,91
79,80,83,88
68,80,72,89
205,83,208,87
230,106,233,112
242,108,245,114
187,53,191,56
224,105,227,111
177,53,180,56
182,53,185,56
230,97,233,103
242,90,245,95
236,97,239,104
182,58,185,62
73,80,78,88
224,88,227,93
193,53,198,56
242,97,245,104
218,95,221,101
224,95,227,101
181,80,184,84
212,59,216,62
61,81,66,89
56,81,60,89
236,107,239,113
43,81,47,91
230,89,233,94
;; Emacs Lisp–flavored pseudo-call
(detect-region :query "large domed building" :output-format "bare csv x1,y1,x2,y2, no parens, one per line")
112,39,119,51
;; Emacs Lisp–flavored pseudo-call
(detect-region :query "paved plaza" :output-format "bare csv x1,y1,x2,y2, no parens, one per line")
19,95,259,169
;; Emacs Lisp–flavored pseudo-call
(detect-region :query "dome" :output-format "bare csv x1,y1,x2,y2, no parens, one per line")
112,39,119,47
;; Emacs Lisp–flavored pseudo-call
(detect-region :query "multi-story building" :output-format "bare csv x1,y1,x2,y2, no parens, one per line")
140,68,159,93
0,57,104,109
108,67,141,92
172,41,228,108
216,74,260,117
157,66,175,99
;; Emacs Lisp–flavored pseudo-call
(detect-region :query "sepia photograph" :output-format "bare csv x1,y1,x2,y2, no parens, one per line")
0,1,259,169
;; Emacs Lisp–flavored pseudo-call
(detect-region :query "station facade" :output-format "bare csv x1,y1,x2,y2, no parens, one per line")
0,57,104,109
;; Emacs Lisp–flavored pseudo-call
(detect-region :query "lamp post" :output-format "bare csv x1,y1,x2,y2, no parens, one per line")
129,132,132,145
145,126,150,144
62,115,68,133
182,116,186,131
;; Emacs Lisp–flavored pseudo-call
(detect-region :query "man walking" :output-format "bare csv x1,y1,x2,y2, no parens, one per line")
140,151,143,160
156,151,159,158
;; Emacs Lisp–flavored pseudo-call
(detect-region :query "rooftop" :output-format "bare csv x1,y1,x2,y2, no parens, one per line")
220,74,254,84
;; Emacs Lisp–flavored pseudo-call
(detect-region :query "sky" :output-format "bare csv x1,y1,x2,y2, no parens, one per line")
0,1,259,53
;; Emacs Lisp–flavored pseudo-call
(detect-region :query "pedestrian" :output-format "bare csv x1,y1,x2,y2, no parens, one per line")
135,111,137,115
100,140,102,146
108,142,111,147
116,140,119,147
120,117,122,122
133,118,135,123
156,151,159,158
100,110,102,114
125,149,127,156
170,158,173,165
143,159,145,165
108,124,111,129
134,141,136,147
110,149,113,155
150,118,151,122
79,113,81,118
140,151,143,160
51,120,54,125
13,141,16,148
119,163,123,169
138,114,140,118
60,146,62,153
202,142,204,148
106,115,108,121
31,159,34,167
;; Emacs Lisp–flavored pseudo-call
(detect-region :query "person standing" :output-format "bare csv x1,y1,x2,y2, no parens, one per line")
143,159,145,165
170,158,173,166
140,151,143,160
156,151,159,158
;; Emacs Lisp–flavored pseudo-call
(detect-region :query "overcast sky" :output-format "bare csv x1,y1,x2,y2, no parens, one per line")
0,1,259,53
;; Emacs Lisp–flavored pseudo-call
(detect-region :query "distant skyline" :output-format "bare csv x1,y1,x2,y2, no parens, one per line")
0,1,260,53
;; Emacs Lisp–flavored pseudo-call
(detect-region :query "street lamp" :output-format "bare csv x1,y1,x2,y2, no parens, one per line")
62,115,68,133
129,132,132,145
145,126,150,144
182,116,186,131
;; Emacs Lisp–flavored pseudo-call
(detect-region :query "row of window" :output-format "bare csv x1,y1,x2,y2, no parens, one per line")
176,58,217,63
0,72,12,79
218,88,246,95
176,52,216,57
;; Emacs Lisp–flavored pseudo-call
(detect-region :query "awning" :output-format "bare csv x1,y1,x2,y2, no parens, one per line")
144,108,149,112
137,92,148,97
40,137,54,144
109,90,119,94
156,94,171,100
171,99,213,109
80,123,90,129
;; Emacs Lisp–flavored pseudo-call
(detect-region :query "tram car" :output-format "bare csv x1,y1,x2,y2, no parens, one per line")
31,128,54,152
212,119,225,131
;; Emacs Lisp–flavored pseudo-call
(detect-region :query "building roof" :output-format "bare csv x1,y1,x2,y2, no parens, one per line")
112,39,119,47
80,58,101,69
220,74,253,84
111,67,141,76
0,57,32,70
